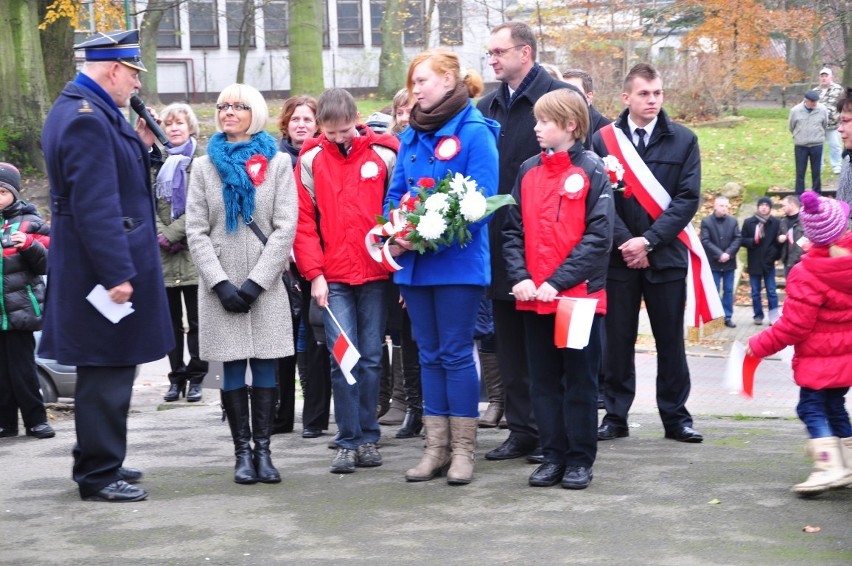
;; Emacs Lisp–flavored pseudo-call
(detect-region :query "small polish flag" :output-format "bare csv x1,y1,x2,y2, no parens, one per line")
325,306,361,385
723,341,762,398
554,298,598,349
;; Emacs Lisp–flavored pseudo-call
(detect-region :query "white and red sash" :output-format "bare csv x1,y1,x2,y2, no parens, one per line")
600,124,723,329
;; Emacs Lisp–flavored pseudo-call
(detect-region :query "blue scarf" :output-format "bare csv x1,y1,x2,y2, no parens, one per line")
206,130,278,233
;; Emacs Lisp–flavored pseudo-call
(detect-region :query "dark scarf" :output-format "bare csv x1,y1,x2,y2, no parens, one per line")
278,136,302,168
408,81,470,133
502,63,541,107
207,130,278,233
156,137,196,219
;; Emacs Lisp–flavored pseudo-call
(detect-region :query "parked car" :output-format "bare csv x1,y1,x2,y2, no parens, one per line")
33,331,76,402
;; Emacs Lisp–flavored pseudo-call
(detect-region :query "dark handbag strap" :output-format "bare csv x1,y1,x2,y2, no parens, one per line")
245,215,268,245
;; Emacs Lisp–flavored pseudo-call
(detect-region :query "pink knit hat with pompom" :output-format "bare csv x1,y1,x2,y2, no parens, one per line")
800,191,850,246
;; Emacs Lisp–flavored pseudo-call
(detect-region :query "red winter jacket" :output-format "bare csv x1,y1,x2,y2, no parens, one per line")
749,232,852,390
293,126,399,284
502,142,613,315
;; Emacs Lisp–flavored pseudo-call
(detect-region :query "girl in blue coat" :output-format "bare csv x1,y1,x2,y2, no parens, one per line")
386,48,500,485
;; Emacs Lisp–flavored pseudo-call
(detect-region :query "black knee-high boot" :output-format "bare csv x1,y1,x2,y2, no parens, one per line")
221,388,258,484
251,387,281,483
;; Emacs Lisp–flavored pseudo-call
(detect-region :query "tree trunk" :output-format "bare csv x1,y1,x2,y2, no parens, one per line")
37,1,74,104
0,0,50,172
139,0,169,105
289,0,324,96
236,0,255,84
377,0,406,99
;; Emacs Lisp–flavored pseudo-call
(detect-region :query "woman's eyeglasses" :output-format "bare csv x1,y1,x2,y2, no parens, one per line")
216,103,251,112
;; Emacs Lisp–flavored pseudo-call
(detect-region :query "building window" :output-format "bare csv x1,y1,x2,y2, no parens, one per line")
263,0,289,48
189,0,219,48
157,5,181,48
370,0,384,47
438,0,461,45
403,0,424,46
227,1,257,49
336,0,363,46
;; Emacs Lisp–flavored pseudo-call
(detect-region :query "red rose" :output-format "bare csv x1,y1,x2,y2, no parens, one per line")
405,196,420,211
623,186,633,199
418,178,436,189
607,170,617,184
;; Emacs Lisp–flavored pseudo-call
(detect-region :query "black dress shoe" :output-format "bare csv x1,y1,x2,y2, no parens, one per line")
664,426,704,443
597,423,629,441
118,467,143,484
724,319,736,328
529,463,567,487
26,423,55,439
302,428,323,438
0,426,19,438
561,466,593,489
485,436,537,460
525,447,544,464
83,480,148,502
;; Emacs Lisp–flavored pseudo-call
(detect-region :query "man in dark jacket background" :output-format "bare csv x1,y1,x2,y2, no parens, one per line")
592,63,704,444
700,196,742,328
741,197,782,325
476,21,585,462
40,30,173,503
562,69,612,135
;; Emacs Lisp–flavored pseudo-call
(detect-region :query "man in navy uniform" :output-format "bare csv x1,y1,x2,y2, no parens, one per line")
40,30,173,502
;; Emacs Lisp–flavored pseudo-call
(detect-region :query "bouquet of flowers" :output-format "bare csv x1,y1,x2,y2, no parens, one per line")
602,154,631,198
375,172,515,254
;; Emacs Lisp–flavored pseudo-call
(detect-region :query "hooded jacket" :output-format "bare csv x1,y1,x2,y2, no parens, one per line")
749,232,852,389
502,142,613,315
294,125,399,285
1,201,49,332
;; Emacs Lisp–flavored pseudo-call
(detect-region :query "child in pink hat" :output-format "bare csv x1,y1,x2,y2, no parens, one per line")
748,191,852,496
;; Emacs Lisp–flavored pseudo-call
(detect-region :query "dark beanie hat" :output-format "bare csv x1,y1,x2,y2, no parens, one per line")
757,196,772,208
0,162,21,202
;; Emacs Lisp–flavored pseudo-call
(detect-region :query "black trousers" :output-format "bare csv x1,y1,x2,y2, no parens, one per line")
401,310,422,408
300,281,332,430
524,312,600,468
601,272,693,430
73,365,136,497
165,285,206,377
493,299,538,443
0,331,47,430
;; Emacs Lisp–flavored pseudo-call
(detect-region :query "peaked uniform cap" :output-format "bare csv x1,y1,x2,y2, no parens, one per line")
74,29,146,72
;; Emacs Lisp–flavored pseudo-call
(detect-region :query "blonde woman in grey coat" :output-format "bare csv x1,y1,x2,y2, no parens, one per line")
186,83,297,485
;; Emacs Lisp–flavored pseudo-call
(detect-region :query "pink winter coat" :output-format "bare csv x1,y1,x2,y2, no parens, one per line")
748,232,852,390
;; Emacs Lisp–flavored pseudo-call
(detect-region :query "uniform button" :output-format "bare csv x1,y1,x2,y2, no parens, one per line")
410,155,416,162
408,177,414,185
428,157,434,164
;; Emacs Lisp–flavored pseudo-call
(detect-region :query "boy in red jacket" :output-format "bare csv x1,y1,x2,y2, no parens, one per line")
502,89,613,489
293,88,399,474
748,191,852,495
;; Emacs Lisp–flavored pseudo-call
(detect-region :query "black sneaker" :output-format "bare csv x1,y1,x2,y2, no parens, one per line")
330,448,357,474
724,319,736,328
356,443,383,467
26,423,55,439
753,317,763,325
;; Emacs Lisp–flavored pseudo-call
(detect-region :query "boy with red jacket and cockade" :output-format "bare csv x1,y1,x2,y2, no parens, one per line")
502,89,613,490
748,191,852,496
293,88,399,475
0,162,53,440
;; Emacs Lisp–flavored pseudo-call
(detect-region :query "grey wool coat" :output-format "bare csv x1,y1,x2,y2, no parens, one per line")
186,152,297,362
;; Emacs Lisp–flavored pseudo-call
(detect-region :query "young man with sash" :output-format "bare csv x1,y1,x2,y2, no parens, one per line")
592,63,720,444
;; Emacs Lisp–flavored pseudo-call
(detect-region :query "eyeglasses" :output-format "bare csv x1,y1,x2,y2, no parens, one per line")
485,44,526,58
216,103,251,112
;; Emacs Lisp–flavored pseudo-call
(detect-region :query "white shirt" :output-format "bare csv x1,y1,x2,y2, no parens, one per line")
627,116,658,147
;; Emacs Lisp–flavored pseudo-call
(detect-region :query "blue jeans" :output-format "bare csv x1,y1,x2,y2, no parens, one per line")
323,281,386,450
222,358,277,391
749,271,778,320
797,386,852,438
794,144,822,193
712,269,735,321
401,285,483,418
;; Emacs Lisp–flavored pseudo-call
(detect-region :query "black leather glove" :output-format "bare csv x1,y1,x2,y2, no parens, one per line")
238,279,263,305
213,280,250,313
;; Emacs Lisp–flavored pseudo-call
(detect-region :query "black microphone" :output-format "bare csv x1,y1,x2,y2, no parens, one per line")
130,94,172,148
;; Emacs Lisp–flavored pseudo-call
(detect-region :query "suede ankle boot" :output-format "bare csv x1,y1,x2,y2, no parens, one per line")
447,417,478,485
405,416,450,481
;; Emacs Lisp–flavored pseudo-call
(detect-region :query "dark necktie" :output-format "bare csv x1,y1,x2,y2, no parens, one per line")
635,128,647,156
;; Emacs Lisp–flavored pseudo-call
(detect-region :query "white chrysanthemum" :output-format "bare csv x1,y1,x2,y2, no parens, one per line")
417,211,448,240
424,192,450,214
459,190,488,222
449,172,474,195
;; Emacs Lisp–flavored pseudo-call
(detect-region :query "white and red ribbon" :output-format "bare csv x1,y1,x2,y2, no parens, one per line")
364,192,417,272
600,124,724,328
